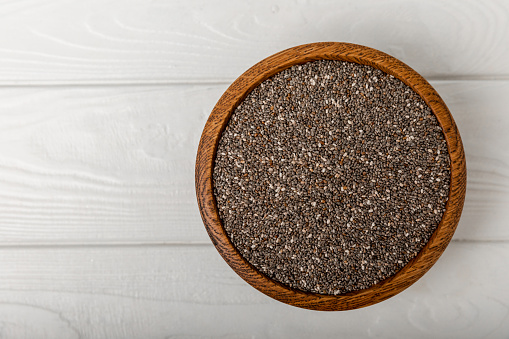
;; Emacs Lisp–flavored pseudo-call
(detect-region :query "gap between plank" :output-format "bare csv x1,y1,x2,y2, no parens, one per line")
0,241,213,249
0,239,505,249
0,75,509,88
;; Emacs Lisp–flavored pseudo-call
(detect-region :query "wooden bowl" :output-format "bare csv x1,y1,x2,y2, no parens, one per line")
195,42,466,311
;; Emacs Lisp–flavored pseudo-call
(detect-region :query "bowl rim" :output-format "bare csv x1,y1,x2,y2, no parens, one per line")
195,42,467,311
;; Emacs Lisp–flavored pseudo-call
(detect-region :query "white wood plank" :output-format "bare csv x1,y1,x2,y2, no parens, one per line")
0,81,506,244
435,81,509,241
0,84,223,244
0,0,508,84
0,242,507,338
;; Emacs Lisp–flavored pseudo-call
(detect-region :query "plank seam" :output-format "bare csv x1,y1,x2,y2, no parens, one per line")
0,239,504,249
0,76,509,88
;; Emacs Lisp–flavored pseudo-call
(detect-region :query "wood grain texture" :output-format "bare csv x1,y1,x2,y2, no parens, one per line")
0,0,508,84
196,42,466,310
0,0,504,335
0,81,507,245
0,243,507,338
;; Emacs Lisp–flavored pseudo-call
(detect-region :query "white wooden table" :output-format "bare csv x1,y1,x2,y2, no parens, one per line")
0,1,508,338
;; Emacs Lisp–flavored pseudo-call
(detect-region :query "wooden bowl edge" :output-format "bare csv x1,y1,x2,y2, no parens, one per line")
195,42,467,311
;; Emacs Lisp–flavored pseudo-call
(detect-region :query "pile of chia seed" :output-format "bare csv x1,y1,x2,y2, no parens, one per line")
213,60,450,295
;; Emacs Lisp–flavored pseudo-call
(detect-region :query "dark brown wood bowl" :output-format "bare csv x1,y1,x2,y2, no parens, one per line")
195,42,466,311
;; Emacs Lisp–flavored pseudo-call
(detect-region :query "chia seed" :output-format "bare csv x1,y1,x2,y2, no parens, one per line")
213,60,451,295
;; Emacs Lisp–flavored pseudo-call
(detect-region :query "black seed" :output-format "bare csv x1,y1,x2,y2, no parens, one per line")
212,60,451,295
